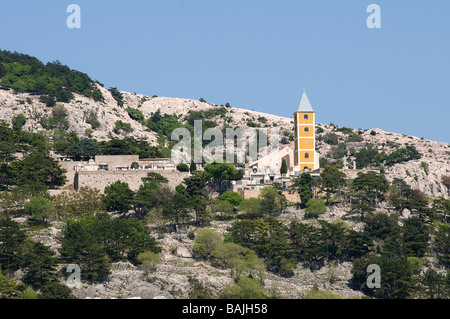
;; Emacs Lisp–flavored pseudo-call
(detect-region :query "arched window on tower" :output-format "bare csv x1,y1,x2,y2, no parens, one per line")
304,127,309,132
305,153,310,159
304,114,309,120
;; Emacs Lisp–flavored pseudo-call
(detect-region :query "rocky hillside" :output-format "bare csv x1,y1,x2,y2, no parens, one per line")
17,214,366,300
2,52,449,301
1,85,449,198
315,123,450,199
0,86,290,144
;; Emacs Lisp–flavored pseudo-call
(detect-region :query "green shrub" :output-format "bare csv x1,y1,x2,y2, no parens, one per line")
0,50,104,103
38,281,75,299
219,277,269,299
39,95,56,107
420,161,429,175
25,196,55,222
246,119,260,128
137,251,160,273
219,191,243,207
304,285,341,299
147,110,185,138
12,113,26,130
336,127,353,135
236,198,261,218
187,231,195,240
126,107,144,122
52,104,68,120
176,163,189,172
304,198,327,218
322,132,339,145
211,199,235,217
355,145,384,168
40,115,69,130
85,128,94,137
114,120,133,134
385,145,422,167
406,256,423,273
188,277,216,299
192,229,223,259
346,133,363,142
109,87,124,107
20,289,39,299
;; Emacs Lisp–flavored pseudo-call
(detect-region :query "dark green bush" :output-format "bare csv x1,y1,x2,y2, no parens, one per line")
0,50,104,103
126,107,144,122
322,132,339,145
176,163,189,172
12,114,26,130
109,87,124,107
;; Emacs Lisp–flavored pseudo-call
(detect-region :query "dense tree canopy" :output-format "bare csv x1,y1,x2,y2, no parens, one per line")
203,162,244,193
290,173,314,207
0,50,104,103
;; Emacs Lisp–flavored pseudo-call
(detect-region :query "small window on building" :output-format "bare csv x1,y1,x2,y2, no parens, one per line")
305,153,309,159
304,127,309,132
304,114,308,120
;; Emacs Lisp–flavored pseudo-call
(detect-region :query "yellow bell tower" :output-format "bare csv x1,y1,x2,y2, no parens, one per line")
294,89,316,171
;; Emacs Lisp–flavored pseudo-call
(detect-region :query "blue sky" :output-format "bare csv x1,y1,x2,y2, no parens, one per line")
1,0,449,143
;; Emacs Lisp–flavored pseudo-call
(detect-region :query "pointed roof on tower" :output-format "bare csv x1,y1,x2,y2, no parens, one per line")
296,89,314,112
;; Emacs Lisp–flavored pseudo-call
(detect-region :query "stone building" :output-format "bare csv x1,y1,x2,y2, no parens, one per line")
231,89,321,202
58,155,185,193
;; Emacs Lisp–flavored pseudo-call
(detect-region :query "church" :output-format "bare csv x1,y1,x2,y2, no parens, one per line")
232,90,320,198
247,89,319,175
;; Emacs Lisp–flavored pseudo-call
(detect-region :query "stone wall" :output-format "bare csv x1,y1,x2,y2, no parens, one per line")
59,160,89,188
75,170,190,193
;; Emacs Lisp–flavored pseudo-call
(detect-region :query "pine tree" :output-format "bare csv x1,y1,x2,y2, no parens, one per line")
318,164,346,204
59,219,111,283
264,221,295,277
81,246,111,283
38,281,75,299
22,242,58,288
0,218,27,273
190,161,197,172
291,173,314,207
102,181,134,215
280,159,287,175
